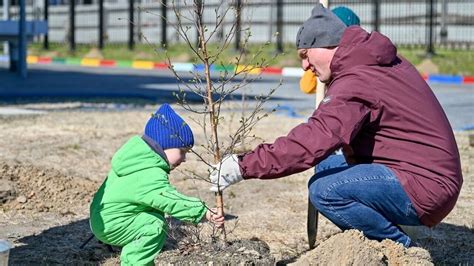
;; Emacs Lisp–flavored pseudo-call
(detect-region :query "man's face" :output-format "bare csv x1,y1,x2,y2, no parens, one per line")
298,47,337,83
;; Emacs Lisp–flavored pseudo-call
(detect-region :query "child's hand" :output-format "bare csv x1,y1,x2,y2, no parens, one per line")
206,208,225,228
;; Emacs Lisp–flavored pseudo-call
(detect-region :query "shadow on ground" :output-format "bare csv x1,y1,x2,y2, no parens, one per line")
9,213,266,265
0,66,291,105
9,219,118,264
418,222,474,264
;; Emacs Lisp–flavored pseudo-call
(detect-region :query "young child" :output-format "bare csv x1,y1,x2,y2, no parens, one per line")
90,103,224,265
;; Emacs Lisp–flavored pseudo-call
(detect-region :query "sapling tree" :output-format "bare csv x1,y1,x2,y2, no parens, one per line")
141,0,281,242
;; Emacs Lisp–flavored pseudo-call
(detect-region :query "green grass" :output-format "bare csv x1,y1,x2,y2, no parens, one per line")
429,49,474,76
398,47,474,76
25,42,474,76
27,42,299,67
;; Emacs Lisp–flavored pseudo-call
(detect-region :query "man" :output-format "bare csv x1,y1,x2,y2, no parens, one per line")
210,4,462,247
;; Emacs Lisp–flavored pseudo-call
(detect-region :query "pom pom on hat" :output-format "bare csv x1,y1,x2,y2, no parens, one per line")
144,104,194,150
331,6,361,27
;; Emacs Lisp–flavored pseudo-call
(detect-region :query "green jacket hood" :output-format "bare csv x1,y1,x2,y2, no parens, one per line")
111,135,170,176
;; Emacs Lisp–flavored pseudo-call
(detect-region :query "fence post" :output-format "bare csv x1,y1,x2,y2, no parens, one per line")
234,0,241,51
69,0,76,52
217,2,224,42
128,0,134,50
440,0,447,43
19,0,26,77
161,0,167,47
99,0,104,49
276,0,283,53
426,0,435,56
43,0,49,50
268,1,274,43
373,0,380,32
2,0,9,55
137,3,142,43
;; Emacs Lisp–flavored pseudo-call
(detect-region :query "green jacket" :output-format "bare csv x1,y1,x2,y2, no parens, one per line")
90,136,206,242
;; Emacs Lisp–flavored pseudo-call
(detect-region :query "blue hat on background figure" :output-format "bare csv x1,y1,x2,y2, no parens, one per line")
331,6,360,26
144,104,194,150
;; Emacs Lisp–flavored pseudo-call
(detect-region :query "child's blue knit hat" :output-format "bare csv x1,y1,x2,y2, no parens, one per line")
331,6,360,27
144,104,194,150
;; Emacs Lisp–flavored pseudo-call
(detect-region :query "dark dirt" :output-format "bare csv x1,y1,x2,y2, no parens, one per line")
157,238,274,265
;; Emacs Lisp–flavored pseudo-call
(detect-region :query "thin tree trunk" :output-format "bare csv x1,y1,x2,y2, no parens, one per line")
196,1,227,241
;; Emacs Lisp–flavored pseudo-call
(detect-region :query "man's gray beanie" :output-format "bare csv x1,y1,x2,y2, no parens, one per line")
296,3,347,49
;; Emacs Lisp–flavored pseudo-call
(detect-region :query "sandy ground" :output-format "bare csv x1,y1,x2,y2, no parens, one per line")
0,103,472,265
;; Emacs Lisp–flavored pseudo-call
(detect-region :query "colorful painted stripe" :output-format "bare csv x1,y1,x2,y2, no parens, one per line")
262,67,283,75
463,76,474,84
132,60,154,70
171,63,194,72
214,65,235,72
66,58,82,65
154,62,168,69
27,55,38,64
282,67,304,77
19,55,474,85
52,58,66,64
38,57,52,64
100,60,116,67
428,75,463,84
81,58,101,67
116,60,132,68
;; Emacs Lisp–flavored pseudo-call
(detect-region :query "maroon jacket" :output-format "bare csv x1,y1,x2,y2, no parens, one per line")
238,26,462,227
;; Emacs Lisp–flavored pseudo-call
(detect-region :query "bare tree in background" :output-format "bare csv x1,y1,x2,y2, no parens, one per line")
142,0,281,242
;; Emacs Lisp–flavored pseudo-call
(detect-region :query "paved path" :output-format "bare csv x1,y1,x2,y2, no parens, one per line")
1,64,473,130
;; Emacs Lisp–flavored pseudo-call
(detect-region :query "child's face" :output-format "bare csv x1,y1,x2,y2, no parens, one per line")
164,148,189,170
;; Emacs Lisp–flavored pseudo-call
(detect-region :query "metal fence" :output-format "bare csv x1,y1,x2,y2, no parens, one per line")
2,0,474,53
330,0,474,51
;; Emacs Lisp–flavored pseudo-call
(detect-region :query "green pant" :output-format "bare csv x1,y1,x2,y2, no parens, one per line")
93,212,167,266
120,212,166,266
120,227,166,266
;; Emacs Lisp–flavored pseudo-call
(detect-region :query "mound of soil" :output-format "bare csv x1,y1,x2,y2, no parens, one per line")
293,230,433,265
0,162,99,215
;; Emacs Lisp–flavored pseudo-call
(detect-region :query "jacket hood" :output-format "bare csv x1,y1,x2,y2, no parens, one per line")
111,135,170,176
330,26,398,78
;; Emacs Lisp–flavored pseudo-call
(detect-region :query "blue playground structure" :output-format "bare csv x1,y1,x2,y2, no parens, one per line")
1,0,47,78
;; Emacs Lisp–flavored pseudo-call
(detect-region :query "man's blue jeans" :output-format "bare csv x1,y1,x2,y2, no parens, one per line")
308,155,421,247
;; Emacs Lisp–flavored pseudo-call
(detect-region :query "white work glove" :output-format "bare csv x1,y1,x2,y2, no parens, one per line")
209,154,243,192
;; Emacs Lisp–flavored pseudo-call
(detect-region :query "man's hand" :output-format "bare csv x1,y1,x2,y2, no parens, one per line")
209,154,243,192
205,208,225,228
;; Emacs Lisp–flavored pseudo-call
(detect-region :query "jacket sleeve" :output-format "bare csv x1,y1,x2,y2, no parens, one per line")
239,79,379,179
137,170,207,224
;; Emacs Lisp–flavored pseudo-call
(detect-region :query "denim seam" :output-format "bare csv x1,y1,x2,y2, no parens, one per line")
405,203,412,217
321,174,397,229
